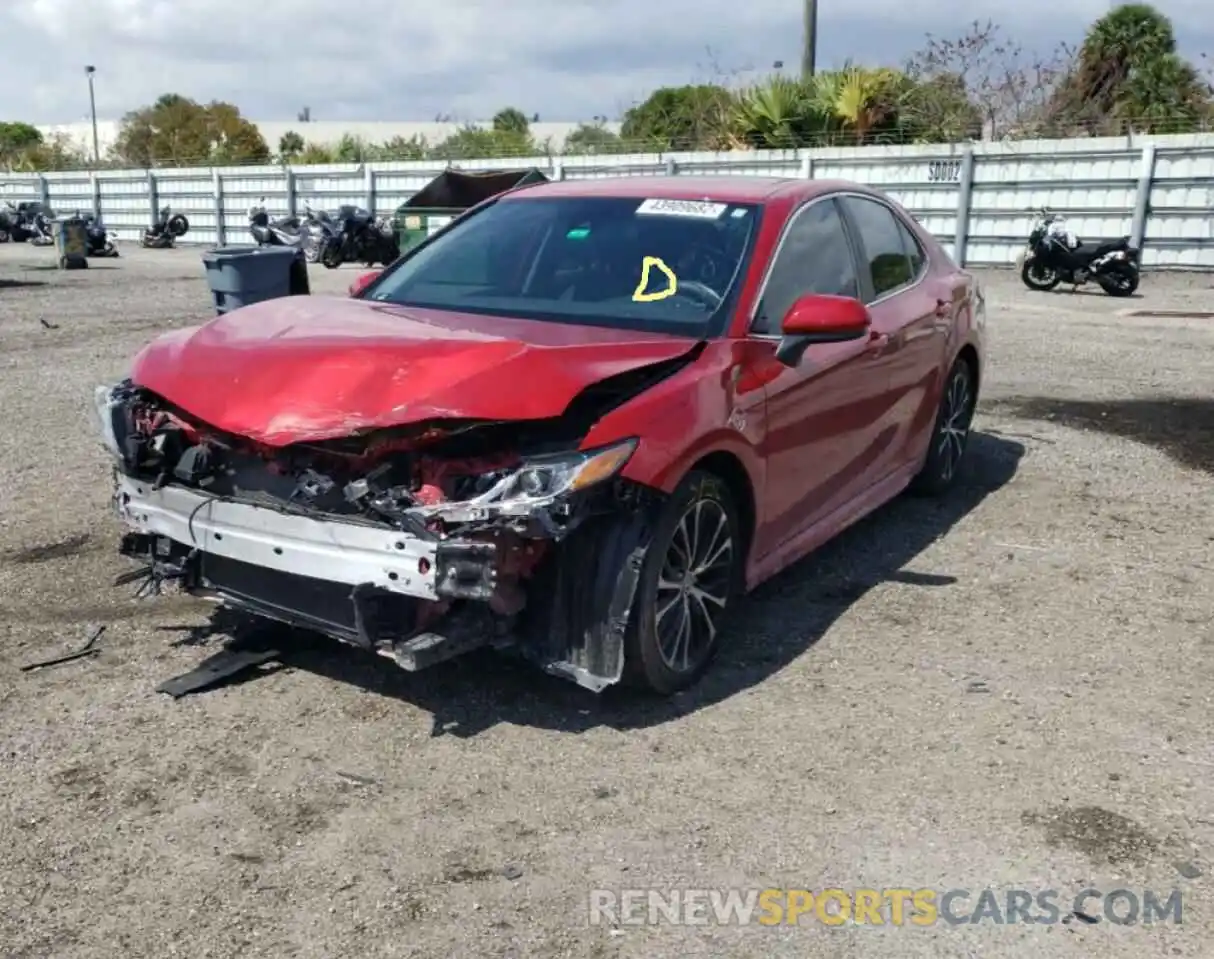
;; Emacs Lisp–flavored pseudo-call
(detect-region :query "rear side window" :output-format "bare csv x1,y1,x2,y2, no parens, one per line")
839,196,915,300
896,218,925,277
752,198,859,334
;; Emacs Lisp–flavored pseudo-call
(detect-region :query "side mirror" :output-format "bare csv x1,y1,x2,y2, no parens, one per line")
348,269,381,297
775,294,871,367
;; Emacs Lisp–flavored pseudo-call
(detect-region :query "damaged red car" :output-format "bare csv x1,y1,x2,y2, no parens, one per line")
94,176,984,695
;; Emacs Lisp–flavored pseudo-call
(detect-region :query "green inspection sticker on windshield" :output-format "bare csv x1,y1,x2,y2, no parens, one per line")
566,226,591,239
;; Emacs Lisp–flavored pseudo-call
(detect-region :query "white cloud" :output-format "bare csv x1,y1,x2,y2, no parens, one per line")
2,0,1210,123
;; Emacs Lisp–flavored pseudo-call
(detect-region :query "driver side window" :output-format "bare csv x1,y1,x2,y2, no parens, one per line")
752,198,859,335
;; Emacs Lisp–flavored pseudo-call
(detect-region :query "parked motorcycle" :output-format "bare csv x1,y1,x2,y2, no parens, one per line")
1020,209,1139,296
141,205,190,248
248,198,328,263
0,201,52,243
319,204,399,269
80,211,119,257
300,203,339,264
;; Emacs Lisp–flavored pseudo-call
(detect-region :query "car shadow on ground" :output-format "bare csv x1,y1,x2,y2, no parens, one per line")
984,395,1213,476
203,430,1022,736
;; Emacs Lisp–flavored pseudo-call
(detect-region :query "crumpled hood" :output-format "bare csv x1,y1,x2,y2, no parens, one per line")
129,295,698,446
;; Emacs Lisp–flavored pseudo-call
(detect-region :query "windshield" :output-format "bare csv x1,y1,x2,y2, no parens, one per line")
366,195,761,337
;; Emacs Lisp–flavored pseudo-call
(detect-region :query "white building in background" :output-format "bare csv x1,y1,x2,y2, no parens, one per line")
37,120,623,159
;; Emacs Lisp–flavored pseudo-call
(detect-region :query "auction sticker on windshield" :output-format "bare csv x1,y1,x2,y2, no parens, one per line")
635,198,728,219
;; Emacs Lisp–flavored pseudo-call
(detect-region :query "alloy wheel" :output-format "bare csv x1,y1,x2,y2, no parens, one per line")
654,498,734,673
937,367,973,484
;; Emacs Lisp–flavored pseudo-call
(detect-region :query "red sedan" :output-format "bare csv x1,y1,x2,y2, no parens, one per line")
96,176,984,695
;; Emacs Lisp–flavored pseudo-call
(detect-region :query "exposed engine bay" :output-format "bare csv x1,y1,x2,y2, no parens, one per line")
93,351,698,691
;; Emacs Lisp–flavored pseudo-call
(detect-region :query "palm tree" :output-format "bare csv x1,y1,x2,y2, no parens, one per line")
1070,4,1210,129
808,65,907,144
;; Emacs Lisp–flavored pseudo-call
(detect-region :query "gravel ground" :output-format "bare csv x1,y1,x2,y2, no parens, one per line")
0,244,1211,959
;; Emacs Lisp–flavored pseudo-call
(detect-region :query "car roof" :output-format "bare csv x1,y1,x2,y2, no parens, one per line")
501,175,878,205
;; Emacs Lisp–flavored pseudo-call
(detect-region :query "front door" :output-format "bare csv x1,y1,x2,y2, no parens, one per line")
742,196,897,560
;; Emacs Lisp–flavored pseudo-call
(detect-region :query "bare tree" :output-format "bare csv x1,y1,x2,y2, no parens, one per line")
904,20,1079,139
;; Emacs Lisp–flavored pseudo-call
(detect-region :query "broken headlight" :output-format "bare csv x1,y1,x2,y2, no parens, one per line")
423,438,638,520
503,437,637,501
89,383,127,461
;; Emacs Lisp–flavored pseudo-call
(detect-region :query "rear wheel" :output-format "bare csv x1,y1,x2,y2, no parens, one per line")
1098,262,1139,297
910,358,976,496
168,214,189,237
1021,258,1060,291
625,471,741,694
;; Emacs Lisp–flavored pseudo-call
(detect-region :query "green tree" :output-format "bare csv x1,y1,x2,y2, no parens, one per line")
0,121,43,163
728,75,838,148
3,131,87,172
378,135,430,160
111,94,270,166
808,66,911,144
278,130,305,160
562,122,628,155
620,84,736,150
429,124,536,160
492,107,530,136
1061,4,1213,131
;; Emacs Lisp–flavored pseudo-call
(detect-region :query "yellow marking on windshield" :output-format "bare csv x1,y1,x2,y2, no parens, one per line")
632,256,677,302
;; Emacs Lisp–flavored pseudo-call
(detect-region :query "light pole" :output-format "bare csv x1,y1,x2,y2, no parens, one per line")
801,0,817,78
85,65,99,165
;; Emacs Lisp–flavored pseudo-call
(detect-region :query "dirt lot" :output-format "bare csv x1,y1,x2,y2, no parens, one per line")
0,245,1211,959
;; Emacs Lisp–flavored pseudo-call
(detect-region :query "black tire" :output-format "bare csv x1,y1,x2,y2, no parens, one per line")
0,229,8,242
168,214,189,237
1020,258,1060,291
321,242,343,269
1098,262,1139,297
625,471,742,694
910,357,976,496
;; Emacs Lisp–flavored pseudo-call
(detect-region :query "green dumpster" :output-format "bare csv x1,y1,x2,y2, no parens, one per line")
53,215,89,269
393,167,549,253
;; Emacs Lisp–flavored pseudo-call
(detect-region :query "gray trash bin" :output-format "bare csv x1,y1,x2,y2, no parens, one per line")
202,245,310,315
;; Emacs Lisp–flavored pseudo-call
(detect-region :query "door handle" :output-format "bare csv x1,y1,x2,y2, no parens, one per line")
866,331,890,354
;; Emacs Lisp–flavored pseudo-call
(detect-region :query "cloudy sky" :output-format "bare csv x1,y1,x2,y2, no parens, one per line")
2,0,1210,124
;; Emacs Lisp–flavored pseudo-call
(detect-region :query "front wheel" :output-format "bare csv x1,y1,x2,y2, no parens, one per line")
625,471,742,694
1098,262,1139,297
910,358,976,496
1021,257,1060,291
167,214,189,237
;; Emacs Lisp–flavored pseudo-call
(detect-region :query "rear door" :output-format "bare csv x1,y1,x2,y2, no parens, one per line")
837,194,949,476
742,195,897,559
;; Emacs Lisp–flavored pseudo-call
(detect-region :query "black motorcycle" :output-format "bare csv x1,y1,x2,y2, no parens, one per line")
2,201,54,244
80,212,119,257
141,205,190,248
320,205,399,269
1020,209,1139,297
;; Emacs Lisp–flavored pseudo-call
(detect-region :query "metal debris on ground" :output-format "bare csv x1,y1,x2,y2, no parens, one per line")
20,625,106,672
39,318,59,329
